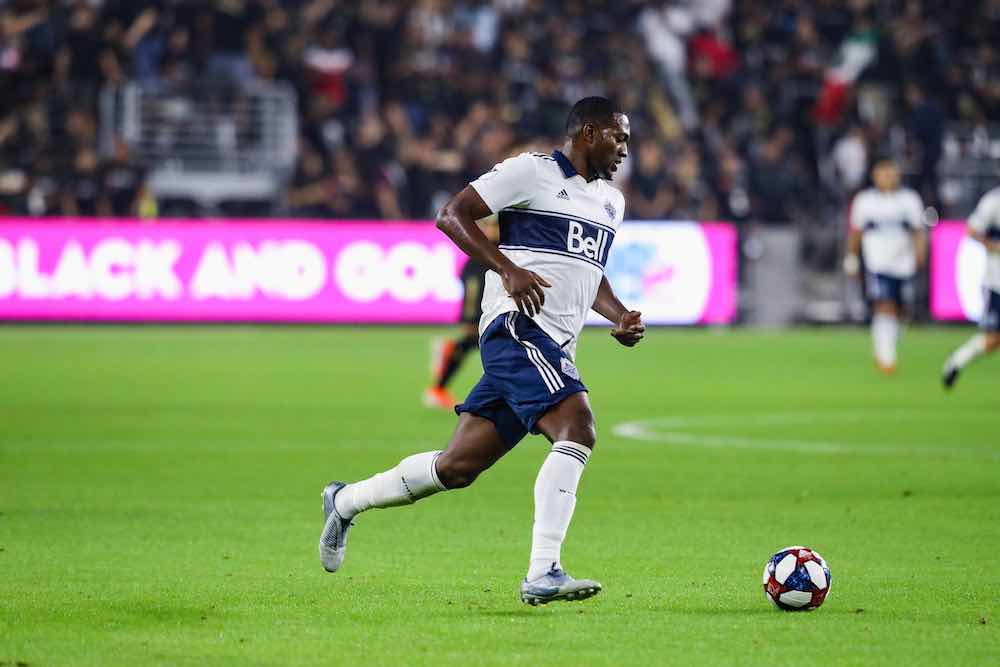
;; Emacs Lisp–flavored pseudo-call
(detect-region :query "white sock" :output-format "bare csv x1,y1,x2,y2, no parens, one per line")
871,314,898,367
334,451,446,519
948,334,987,369
527,441,591,581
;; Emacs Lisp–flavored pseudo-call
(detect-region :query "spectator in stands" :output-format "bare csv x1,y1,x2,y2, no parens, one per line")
99,140,151,218
830,124,870,198
750,127,805,225
288,138,336,219
710,146,751,224
626,141,673,220
906,82,945,209
60,146,102,217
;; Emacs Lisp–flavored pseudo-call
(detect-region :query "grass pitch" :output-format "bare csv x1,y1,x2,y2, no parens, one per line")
1,325,997,666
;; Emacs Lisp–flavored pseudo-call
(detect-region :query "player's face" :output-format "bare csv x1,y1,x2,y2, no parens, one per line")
873,161,899,191
589,113,630,180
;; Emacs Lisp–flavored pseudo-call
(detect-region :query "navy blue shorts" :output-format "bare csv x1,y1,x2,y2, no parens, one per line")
981,289,1000,332
865,272,913,307
455,312,587,449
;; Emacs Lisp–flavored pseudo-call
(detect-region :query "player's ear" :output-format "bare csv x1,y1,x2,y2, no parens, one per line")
582,122,596,144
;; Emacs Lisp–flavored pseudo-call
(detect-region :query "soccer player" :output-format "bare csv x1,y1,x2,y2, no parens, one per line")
844,157,927,374
319,97,643,605
941,184,1000,388
423,218,499,410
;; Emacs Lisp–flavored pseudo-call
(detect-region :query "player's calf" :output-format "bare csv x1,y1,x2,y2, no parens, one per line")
318,451,446,572
434,451,487,489
318,414,511,572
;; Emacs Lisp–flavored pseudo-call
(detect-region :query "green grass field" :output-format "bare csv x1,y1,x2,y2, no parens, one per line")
1,325,997,666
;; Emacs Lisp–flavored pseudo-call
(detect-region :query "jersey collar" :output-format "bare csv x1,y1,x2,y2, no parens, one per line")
552,150,578,179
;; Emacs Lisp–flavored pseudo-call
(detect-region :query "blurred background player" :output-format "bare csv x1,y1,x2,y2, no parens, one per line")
424,217,500,410
844,158,927,374
941,183,1000,388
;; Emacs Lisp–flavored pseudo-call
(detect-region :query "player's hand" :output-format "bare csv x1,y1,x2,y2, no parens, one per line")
611,310,645,347
502,266,551,317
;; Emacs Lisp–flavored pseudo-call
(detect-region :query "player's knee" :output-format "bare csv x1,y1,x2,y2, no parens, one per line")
986,334,1000,352
561,414,597,450
435,455,482,489
572,423,597,450
542,401,597,449
874,301,898,316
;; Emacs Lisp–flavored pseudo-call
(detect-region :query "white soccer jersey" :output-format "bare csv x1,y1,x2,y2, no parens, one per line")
968,186,1000,292
850,187,924,278
468,150,626,361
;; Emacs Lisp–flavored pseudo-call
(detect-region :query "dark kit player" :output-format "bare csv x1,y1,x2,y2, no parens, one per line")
424,218,498,410
319,98,644,605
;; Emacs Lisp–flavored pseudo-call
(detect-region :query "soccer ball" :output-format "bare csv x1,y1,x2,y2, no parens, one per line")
762,546,831,611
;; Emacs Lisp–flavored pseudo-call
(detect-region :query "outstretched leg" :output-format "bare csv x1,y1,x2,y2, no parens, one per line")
319,413,509,572
942,332,999,389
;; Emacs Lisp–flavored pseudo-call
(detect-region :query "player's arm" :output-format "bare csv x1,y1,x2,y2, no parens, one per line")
967,194,1000,253
843,195,864,276
912,226,928,270
969,228,1000,252
907,192,928,270
436,186,551,317
593,275,644,347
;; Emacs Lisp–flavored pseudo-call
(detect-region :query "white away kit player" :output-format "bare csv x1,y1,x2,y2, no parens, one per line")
844,157,927,374
942,183,1000,388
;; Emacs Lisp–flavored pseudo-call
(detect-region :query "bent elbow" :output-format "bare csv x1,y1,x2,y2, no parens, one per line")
435,206,451,232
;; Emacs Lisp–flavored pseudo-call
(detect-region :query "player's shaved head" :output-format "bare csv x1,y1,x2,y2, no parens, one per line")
565,97,621,136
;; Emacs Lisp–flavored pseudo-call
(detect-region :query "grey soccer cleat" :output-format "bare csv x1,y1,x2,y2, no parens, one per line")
318,481,353,572
520,565,602,606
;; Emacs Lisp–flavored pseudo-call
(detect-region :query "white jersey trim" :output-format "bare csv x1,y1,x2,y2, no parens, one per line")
505,312,564,394
497,244,607,271
501,206,618,233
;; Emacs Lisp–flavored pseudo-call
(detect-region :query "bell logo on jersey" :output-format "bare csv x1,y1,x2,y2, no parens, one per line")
567,220,610,263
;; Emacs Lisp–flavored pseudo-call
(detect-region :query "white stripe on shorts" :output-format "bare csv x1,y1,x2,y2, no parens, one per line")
505,312,564,394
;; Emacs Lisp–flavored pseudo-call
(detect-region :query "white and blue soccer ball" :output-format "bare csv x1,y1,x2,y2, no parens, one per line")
762,546,831,611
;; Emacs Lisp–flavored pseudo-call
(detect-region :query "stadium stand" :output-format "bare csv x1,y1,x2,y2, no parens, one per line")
0,0,998,224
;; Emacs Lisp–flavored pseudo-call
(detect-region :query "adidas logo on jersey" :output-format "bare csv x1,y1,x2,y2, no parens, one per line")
556,189,570,200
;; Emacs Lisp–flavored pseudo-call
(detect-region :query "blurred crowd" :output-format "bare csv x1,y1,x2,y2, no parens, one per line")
0,0,998,221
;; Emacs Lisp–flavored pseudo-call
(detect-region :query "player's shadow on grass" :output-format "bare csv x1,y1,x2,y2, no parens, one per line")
671,606,863,618
473,609,542,618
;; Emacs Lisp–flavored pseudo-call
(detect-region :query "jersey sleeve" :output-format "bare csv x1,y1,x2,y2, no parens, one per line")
968,191,997,235
849,192,867,230
904,190,925,229
468,153,537,213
